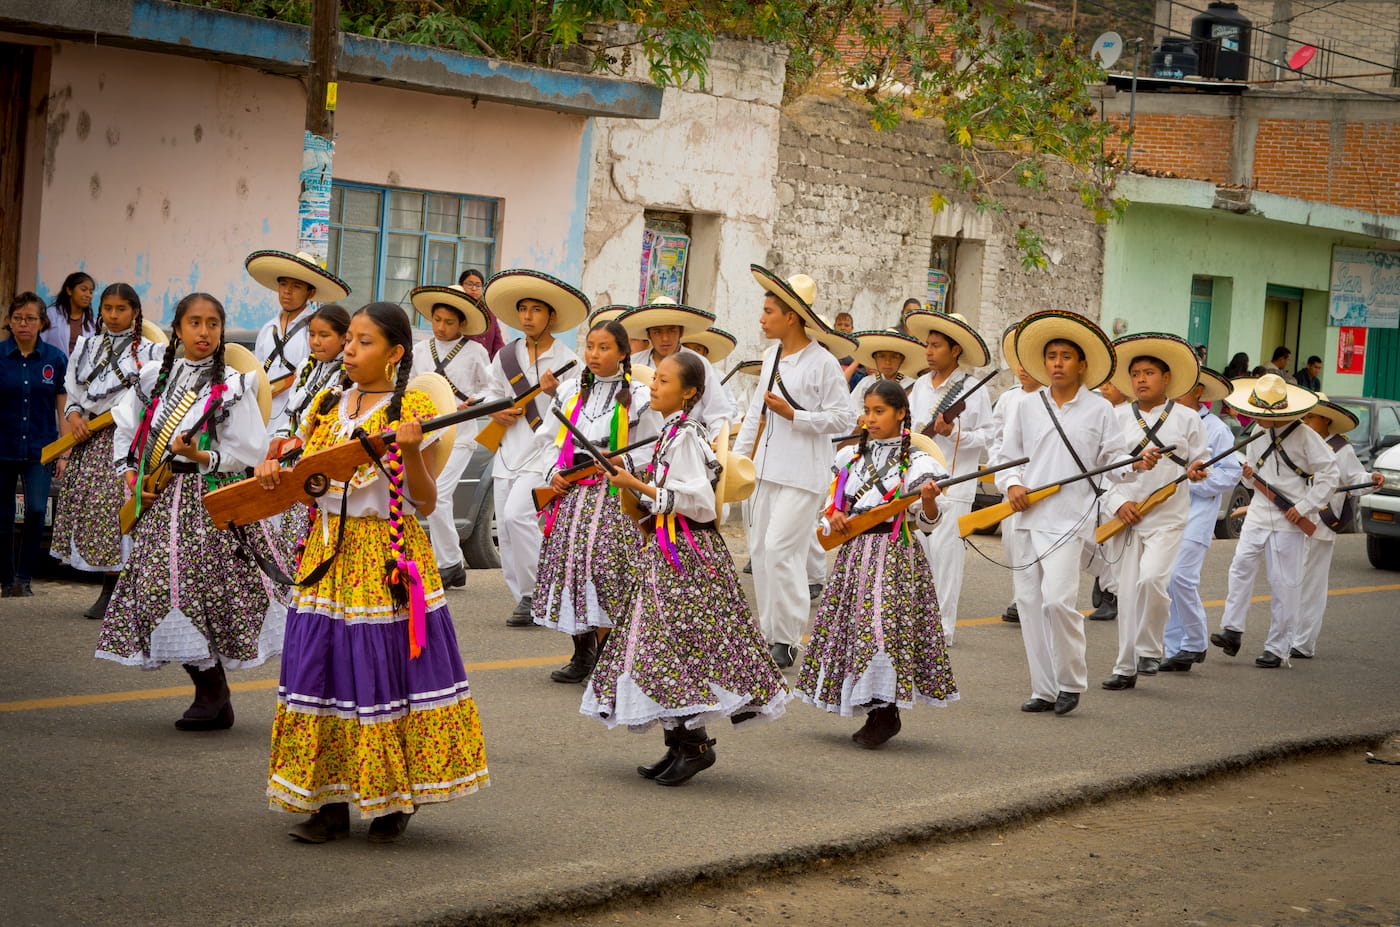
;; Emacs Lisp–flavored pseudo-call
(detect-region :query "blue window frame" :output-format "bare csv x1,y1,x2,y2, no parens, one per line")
327,181,500,313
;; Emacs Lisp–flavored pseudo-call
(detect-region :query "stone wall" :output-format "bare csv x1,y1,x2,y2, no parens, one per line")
769,92,1107,371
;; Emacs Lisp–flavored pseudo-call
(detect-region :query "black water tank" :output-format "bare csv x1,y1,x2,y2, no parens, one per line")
1192,1,1251,81
1151,36,1200,78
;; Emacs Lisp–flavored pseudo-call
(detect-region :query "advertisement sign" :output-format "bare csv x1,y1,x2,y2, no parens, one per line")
297,132,334,263
643,231,690,303
926,270,949,311
1337,326,1366,375
1329,247,1400,328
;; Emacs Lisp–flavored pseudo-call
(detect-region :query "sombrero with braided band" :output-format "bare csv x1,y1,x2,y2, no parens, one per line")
483,269,590,334
588,304,632,327
902,310,990,368
223,343,272,426
682,327,738,364
1014,309,1116,390
1195,366,1231,404
852,329,925,379
244,250,350,303
619,298,715,339
1000,322,1020,371
1224,373,1318,422
1307,393,1360,436
810,313,859,355
750,264,856,354
408,284,490,336
1109,332,1201,400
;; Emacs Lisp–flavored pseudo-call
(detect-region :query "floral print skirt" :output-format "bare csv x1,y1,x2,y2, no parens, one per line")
533,480,639,633
267,513,489,820
796,530,958,716
581,524,790,732
51,427,128,572
96,471,288,670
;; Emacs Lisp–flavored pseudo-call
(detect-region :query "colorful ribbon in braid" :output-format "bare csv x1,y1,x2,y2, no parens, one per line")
383,442,429,659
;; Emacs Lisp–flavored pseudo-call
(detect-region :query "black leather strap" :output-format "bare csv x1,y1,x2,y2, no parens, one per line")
263,314,313,374
1040,391,1102,497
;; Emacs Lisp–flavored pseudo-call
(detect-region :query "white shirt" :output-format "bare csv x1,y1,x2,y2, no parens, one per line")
270,357,344,441
1238,421,1339,535
640,414,721,523
112,357,266,475
733,339,857,495
1103,400,1210,532
42,305,97,357
1183,408,1243,546
485,337,580,476
64,328,165,418
992,384,1131,539
630,346,736,439
825,438,947,532
255,308,313,423
989,386,1038,462
539,371,661,477
1312,437,1376,543
411,337,492,446
908,368,996,504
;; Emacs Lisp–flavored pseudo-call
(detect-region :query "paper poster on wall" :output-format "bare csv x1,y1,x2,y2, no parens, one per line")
639,230,656,304
1337,326,1366,375
926,270,949,311
1329,246,1400,329
644,232,690,303
298,132,334,262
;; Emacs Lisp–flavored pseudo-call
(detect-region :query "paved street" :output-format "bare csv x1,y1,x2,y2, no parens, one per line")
3,533,1398,927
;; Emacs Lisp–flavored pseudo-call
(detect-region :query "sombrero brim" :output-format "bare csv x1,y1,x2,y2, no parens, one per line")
619,304,715,339
406,372,458,474
223,343,272,426
713,420,757,505
1223,377,1319,421
750,263,845,345
1110,333,1201,400
408,286,490,336
141,319,169,345
852,331,925,379
1014,310,1116,391
588,305,632,328
630,364,655,387
244,251,350,303
908,433,948,470
1196,367,1231,404
737,360,763,376
810,319,859,356
681,328,738,364
483,269,590,334
1000,323,1020,370
902,311,991,368
1312,399,1360,435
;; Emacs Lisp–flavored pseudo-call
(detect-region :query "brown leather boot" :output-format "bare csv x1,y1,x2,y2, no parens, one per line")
288,802,350,844
174,662,234,731
852,705,901,749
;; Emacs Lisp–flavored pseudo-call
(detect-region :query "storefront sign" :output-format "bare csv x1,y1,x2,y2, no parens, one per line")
1337,326,1366,375
1329,247,1400,328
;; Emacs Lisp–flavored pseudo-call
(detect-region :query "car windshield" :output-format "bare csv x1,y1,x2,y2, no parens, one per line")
1339,403,1371,446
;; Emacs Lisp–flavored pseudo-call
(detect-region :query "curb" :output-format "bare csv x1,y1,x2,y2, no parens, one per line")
411,728,1394,927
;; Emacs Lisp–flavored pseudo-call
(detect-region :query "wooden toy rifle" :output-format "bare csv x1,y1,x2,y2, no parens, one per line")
957,444,1177,538
1249,473,1317,537
475,360,578,453
549,408,648,529
531,435,659,512
1095,432,1256,544
42,411,115,465
202,396,513,528
268,371,297,398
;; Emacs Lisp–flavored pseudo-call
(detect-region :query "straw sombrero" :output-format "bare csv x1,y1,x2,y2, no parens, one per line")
244,250,350,303
408,285,490,336
907,432,948,470
736,359,763,377
852,330,925,380
405,372,458,475
750,265,856,354
1307,393,1360,436
140,319,169,345
1224,374,1318,422
629,364,655,388
902,311,990,368
1109,333,1201,400
1196,366,1231,404
810,313,859,355
619,298,715,339
1000,322,1020,370
588,305,632,328
681,327,738,364
224,343,272,426
1014,310,1116,390
482,269,590,334
713,420,756,507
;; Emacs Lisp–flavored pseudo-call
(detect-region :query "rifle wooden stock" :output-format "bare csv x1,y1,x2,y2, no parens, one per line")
118,462,176,534
475,360,578,453
530,436,657,512
548,408,647,530
958,486,1060,537
42,411,115,464
269,372,296,398
1250,475,1316,537
1094,482,1179,544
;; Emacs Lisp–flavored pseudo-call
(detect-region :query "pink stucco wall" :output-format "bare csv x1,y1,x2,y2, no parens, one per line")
29,41,587,331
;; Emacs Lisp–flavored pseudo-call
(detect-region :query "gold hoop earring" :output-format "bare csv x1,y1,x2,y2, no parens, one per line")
385,362,396,383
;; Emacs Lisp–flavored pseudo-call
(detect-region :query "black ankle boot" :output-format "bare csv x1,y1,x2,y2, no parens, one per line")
654,727,716,786
83,574,120,620
637,727,681,779
550,632,599,684
288,802,350,844
175,662,234,731
852,705,902,748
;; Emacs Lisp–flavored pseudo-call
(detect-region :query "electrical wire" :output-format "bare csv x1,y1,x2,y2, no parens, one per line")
1250,0,1386,35
1161,0,1398,75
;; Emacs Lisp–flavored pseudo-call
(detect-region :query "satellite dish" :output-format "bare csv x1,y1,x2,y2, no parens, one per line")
1092,32,1124,69
1288,44,1317,70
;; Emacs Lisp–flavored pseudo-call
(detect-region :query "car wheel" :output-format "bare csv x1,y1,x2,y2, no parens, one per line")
462,489,500,570
1366,533,1400,571
1215,484,1250,540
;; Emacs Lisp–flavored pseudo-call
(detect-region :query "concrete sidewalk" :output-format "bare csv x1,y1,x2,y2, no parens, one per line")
3,535,1397,927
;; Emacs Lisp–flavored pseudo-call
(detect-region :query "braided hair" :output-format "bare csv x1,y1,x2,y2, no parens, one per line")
90,283,147,386
868,378,913,472
666,351,707,419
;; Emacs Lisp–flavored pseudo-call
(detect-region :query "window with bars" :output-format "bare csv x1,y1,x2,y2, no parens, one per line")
327,182,500,313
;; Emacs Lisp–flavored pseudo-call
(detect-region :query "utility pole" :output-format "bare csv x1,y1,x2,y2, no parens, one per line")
297,0,339,266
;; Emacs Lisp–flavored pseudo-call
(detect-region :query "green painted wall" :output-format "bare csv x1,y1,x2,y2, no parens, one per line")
1101,203,1373,395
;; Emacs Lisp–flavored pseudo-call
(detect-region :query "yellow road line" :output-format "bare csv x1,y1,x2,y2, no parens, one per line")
5,583,1397,714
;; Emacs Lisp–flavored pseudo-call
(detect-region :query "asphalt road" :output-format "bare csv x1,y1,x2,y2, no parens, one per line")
3,532,1398,927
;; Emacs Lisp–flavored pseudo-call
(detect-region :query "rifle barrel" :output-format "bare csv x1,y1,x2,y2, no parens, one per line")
1026,443,1177,494
551,409,619,475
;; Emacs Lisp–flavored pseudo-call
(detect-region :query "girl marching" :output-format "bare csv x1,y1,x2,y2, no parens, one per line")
96,292,286,731
51,283,166,619
260,302,489,844
533,319,659,683
583,352,788,787
799,379,958,748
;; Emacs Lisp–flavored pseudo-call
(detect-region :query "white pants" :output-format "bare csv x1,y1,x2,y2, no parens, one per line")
1293,537,1336,657
1113,523,1184,675
919,495,973,642
807,531,827,585
493,472,545,603
424,443,474,570
748,482,822,647
1082,524,1122,596
1219,522,1306,660
1012,528,1088,700
1164,537,1210,654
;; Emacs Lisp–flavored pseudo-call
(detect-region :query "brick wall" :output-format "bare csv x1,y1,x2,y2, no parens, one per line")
1106,113,1236,183
1254,118,1400,213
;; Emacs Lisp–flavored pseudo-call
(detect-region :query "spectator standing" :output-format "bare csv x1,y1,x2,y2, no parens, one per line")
43,271,97,357
460,269,505,359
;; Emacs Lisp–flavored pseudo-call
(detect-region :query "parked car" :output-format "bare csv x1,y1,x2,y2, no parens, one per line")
1327,396,1400,469
1360,441,1400,570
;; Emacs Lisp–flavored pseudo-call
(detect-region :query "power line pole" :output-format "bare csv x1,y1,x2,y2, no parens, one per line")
298,0,339,266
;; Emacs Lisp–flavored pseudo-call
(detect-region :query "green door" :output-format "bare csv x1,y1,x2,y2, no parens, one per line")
1188,278,1212,359
1364,327,1400,400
